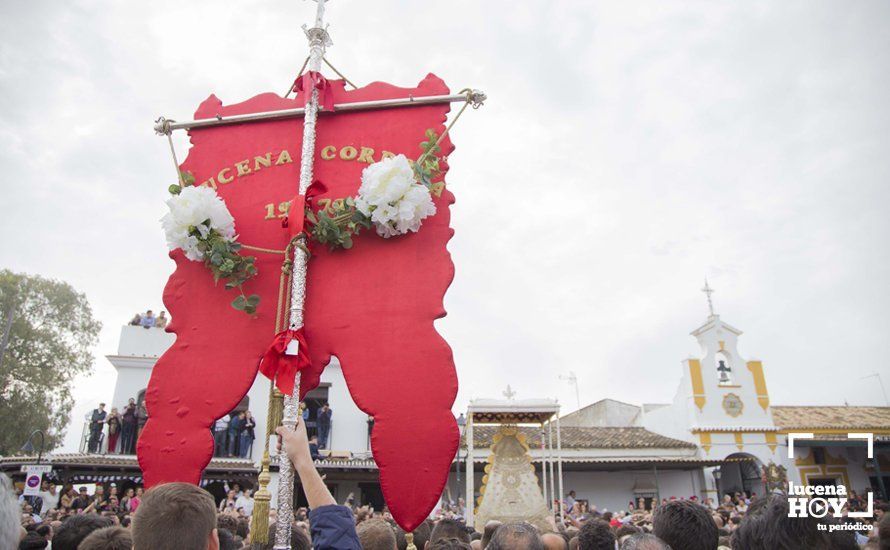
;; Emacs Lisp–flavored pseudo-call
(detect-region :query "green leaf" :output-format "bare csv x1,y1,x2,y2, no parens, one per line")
231,295,247,310
168,184,182,195
244,305,256,315
247,294,260,306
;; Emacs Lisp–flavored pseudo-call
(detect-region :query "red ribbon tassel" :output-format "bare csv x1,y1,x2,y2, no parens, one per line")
292,71,335,112
259,328,311,396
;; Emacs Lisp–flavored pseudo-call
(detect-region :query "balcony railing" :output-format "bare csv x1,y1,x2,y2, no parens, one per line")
79,421,256,459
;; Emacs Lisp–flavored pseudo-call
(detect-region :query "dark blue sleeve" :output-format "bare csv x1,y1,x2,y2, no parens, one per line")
308,505,361,550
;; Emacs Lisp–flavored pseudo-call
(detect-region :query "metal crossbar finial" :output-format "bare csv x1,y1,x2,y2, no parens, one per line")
701,279,716,317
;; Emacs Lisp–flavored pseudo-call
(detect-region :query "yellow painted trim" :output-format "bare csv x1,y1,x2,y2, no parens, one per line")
689,359,706,411
795,448,847,467
699,432,712,454
746,361,770,410
719,341,726,351
734,432,744,451
765,432,777,454
777,428,890,435
798,465,851,490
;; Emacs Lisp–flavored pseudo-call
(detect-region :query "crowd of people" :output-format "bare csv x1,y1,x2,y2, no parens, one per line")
213,411,257,458
127,310,167,330
5,415,889,549
86,399,259,459
85,399,147,455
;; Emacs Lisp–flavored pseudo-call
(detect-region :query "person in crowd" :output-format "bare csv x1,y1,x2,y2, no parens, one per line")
263,523,313,550
218,490,237,514
485,521,544,550
118,487,133,512
565,490,577,511
19,530,48,549
480,520,502,549
36,481,58,517
391,519,431,550
71,487,91,511
131,482,219,550
139,310,156,329
128,313,142,326
357,518,397,550
429,540,471,550
652,499,717,550
155,311,168,329
317,403,333,449
619,533,671,550
240,410,256,458
58,484,75,512
129,487,143,513
78,526,132,550
87,403,107,453
217,527,238,550
214,415,229,457
227,412,245,457
105,407,121,454
120,398,137,454
729,492,854,549
276,413,362,549
235,488,254,517
577,519,615,550
429,518,471,545
52,514,113,550
542,531,568,550
102,496,120,515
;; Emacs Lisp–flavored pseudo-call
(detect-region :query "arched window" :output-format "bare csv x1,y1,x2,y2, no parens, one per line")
716,351,734,385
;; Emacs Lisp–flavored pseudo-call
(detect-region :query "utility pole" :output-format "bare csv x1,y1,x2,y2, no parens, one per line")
560,371,581,411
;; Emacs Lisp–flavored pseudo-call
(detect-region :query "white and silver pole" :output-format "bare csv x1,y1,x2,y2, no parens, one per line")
274,1,331,548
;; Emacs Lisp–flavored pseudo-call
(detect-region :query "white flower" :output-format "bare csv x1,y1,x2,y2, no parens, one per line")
161,185,236,261
355,154,436,238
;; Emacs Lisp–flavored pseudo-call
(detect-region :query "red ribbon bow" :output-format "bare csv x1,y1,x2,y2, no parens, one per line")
259,328,311,396
284,180,328,237
292,71,335,112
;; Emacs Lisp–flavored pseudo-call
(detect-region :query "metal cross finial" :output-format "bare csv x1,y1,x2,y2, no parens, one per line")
503,385,516,400
701,279,716,317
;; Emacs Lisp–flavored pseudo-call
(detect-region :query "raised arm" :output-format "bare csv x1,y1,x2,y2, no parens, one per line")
276,419,335,509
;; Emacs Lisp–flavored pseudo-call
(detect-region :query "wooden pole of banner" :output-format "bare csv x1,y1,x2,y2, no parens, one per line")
273,1,330,548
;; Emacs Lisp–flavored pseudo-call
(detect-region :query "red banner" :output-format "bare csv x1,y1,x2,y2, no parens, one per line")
138,74,459,531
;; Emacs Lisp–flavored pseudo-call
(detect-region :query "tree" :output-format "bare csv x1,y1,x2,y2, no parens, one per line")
0,270,101,455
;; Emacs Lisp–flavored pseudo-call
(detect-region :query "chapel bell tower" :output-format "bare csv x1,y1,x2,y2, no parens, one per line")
682,281,774,429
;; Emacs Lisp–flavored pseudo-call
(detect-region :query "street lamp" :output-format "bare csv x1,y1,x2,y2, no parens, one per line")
713,467,722,499
21,430,46,465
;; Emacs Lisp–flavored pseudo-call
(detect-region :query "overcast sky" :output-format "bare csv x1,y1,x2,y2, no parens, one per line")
2,1,889,452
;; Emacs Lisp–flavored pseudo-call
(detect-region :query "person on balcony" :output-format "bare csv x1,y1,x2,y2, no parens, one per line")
140,310,156,329
239,410,256,458
317,403,332,449
156,311,169,329
121,398,138,454
227,412,245,457
106,407,121,453
213,415,229,456
87,403,107,453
